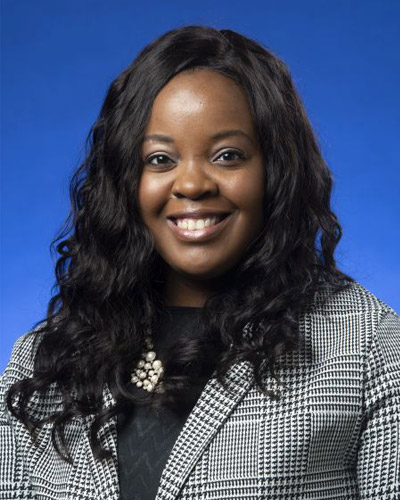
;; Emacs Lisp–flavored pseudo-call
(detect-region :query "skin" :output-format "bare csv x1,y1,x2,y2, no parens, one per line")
138,69,265,307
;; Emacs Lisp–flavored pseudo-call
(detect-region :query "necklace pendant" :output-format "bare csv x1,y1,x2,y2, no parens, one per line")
131,337,164,392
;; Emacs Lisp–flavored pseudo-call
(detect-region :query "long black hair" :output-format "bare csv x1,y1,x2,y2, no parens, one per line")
7,25,353,462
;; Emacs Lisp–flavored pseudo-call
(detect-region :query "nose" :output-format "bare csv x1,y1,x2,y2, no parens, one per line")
171,160,218,199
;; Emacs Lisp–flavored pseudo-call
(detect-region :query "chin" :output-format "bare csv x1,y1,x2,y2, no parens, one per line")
175,262,231,281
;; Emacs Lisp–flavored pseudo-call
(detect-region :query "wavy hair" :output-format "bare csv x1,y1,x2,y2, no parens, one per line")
7,25,353,462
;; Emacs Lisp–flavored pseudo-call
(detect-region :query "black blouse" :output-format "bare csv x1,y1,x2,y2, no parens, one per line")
117,306,206,500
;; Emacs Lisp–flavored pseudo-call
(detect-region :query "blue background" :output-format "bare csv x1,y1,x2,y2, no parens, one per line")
1,0,399,371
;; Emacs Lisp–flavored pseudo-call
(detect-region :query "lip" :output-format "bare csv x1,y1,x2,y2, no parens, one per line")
166,213,233,242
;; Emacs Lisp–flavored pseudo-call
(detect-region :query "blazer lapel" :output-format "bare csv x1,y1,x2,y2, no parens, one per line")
81,385,120,500
155,360,255,500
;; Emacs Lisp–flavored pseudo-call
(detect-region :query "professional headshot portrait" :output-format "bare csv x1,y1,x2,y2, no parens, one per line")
1,1,399,499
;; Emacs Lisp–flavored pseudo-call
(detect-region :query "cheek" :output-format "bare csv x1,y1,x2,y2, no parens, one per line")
228,169,265,220
137,173,169,221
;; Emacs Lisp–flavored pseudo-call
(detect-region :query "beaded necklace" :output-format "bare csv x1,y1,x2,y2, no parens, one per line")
130,335,164,393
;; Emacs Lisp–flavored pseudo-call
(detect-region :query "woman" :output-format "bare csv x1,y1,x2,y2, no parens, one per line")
1,25,399,500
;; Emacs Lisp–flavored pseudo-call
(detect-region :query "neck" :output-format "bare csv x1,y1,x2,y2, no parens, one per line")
164,268,228,307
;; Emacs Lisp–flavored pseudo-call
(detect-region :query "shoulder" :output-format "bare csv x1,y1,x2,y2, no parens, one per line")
306,280,399,362
1,325,45,387
0,324,67,423
312,279,397,318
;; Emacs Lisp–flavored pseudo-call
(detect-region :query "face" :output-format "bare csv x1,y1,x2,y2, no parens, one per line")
138,69,265,282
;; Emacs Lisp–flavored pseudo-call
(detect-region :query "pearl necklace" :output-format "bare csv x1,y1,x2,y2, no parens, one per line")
130,320,250,393
131,335,164,393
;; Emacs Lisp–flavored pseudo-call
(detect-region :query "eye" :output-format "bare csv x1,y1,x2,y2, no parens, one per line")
214,150,246,163
145,154,175,167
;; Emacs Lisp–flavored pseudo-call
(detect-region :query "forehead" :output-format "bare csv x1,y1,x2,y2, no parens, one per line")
144,69,257,137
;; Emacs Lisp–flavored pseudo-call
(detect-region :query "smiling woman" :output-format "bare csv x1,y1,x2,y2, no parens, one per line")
1,25,399,500
139,69,265,298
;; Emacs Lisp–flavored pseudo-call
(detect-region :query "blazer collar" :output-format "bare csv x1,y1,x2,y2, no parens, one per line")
80,384,120,500
81,360,255,500
155,360,255,500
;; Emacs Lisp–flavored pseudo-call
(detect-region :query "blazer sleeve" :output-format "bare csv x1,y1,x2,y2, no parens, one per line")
357,310,400,499
0,334,36,499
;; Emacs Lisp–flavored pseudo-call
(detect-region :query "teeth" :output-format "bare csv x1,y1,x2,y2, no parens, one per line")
175,216,220,230
196,219,205,229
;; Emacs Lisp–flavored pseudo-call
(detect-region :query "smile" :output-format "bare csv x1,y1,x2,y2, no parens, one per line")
166,213,232,242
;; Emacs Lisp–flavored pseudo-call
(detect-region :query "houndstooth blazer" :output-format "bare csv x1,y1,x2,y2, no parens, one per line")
1,281,400,499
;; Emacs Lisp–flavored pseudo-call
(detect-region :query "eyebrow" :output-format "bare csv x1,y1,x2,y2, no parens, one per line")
142,129,254,145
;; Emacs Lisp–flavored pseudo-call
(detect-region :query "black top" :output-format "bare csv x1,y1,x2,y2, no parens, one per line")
117,306,206,500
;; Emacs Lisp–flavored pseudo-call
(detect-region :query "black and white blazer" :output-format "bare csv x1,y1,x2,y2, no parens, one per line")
1,281,400,499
